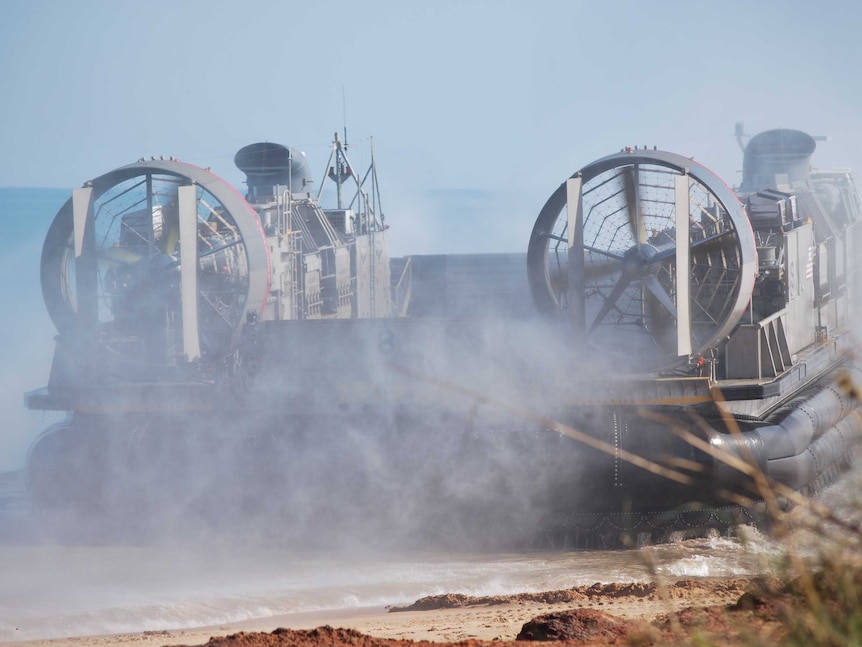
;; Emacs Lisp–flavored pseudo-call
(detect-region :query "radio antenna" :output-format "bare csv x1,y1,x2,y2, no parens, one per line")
342,85,348,145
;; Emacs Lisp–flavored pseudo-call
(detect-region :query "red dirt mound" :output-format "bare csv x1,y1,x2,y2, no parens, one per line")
516,608,638,641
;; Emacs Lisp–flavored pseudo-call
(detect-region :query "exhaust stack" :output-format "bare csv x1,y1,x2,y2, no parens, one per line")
740,128,816,192
235,142,313,200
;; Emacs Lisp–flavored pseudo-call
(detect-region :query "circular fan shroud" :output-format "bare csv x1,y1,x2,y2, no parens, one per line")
41,160,269,365
527,149,756,371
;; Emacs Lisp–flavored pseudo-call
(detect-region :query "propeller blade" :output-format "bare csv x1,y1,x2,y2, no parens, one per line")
588,274,632,334
552,252,622,295
551,253,620,292
644,281,672,347
691,229,736,254
584,244,623,260
674,173,692,356
152,180,181,254
178,184,201,361
623,165,646,245
643,274,677,318
549,267,568,294
584,257,623,281
646,230,736,267
98,246,144,266
161,213,180,254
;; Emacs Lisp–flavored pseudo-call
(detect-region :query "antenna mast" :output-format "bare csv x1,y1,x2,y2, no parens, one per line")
342,85,348,145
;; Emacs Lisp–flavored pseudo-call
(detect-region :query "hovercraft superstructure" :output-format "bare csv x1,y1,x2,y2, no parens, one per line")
24,128,862,546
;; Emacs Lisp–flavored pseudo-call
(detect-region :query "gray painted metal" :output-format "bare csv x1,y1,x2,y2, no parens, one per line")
566,177,585,330
71,187,96,328
674,173,691,356
41,159,270,356
235,142,313,196
402,253,534,319
22,128,862,540
72,187,92,258
528,148,757,369
178,185,201,361
740,129,816,193
711,364,862,489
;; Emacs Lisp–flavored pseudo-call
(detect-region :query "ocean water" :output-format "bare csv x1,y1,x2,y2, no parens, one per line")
0,532,781,642
0,187,69,472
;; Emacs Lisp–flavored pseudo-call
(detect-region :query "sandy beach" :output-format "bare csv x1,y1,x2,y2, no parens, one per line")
5,456,858,647
4,578,755,647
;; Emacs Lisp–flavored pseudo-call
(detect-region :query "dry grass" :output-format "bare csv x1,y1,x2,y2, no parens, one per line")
396,359,862,645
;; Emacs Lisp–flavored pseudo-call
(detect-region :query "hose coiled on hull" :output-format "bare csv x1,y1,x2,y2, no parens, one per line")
711,364,862,490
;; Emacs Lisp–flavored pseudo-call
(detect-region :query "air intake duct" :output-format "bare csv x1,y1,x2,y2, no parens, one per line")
739,129,816,193
235,142,313,198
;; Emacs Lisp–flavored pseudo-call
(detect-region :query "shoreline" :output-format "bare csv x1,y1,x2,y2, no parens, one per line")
4,578,752,647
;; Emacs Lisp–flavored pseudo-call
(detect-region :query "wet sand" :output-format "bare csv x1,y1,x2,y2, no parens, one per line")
7,463,861,647
5,579,751,647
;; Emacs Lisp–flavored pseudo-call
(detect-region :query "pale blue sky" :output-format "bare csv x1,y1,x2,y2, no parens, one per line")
2,0,861,246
